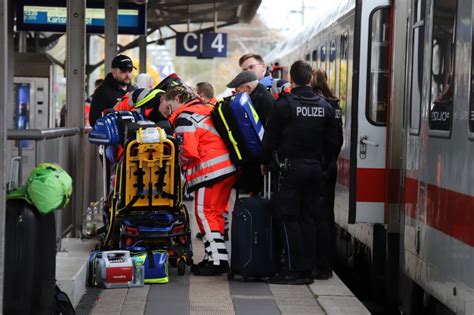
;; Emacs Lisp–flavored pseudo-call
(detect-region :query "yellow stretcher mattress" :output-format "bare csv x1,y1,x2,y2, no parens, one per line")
120,135,178,209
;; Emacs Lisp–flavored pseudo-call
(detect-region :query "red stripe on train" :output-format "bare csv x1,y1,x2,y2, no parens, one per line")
404,176,418,220
337,158,350,187
336,158,386,202
337,159,474,246
403,177,474,247
426,183,474,247
337,158,474,246
356,168,386,202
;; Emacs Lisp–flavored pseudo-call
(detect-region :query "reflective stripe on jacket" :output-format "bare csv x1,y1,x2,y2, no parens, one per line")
169,99,237,191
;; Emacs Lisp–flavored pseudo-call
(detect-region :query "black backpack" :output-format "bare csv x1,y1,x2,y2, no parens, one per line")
55,285,75,315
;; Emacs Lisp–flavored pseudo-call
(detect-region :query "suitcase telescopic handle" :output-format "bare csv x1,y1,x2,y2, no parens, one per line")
263,172,271,200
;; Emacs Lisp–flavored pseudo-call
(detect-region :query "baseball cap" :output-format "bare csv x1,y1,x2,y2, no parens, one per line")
111,54,136,71
226,71,257,88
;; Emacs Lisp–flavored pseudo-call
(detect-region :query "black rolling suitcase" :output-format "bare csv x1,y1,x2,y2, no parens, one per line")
229,174,277,280
33,209,57,314
4,199,56,315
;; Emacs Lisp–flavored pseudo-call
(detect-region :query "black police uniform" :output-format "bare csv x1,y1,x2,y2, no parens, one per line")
314,96,343,277
262,85,339,278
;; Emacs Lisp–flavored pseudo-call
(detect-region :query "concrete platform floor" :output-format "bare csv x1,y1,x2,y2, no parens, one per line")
66,198,369,315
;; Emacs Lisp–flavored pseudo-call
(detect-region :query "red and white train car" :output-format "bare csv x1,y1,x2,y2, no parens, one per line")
266,0,474,314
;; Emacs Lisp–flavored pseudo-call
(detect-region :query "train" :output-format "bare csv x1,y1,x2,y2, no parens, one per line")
266,0,474,314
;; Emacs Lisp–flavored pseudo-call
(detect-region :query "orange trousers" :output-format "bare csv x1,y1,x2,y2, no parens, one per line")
194,174,236,265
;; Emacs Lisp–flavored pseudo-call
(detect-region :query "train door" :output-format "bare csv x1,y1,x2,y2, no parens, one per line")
403,0,426,258
349,0,391,223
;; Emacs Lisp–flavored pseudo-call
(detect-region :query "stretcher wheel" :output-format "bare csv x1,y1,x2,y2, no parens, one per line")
177,258,186,275
227,271,235,280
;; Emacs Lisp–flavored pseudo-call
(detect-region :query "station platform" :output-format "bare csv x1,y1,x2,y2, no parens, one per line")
57,200,369,315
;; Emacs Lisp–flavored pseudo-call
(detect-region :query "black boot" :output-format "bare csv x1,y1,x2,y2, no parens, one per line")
268,271,313,285
191,260,229,276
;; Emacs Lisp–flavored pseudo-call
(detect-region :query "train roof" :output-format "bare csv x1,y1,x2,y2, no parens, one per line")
265,0,355,62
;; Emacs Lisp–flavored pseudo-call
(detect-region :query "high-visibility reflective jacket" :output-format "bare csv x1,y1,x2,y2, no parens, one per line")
169,99,237,192
114,93,132,111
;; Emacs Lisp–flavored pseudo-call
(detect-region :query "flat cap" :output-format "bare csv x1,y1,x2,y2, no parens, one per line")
227,71,257,88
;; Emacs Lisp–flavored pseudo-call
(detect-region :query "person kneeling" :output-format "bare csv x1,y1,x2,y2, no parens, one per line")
159,86,237,276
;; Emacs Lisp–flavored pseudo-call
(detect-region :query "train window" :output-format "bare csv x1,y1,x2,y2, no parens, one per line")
312,49,318,69
305,53,311,62
428,0,456,135
329,40,337,92
320,45,327,69
367,7,390,125
340,33,349,126
409,0,425,134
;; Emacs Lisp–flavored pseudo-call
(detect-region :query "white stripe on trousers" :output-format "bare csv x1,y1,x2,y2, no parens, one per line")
195,186,228,265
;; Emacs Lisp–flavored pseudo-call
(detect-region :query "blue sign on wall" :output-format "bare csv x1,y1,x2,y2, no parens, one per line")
176,32,201,57
176,32,227,58
202,33,227,58
16,0,146,35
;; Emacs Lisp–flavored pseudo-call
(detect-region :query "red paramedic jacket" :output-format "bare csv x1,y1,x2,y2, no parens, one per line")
168,99,237,192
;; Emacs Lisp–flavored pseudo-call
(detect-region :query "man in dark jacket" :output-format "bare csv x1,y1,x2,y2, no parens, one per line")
89,54,135,126
227,71,274,195
239,53,291,100
227,70,274,126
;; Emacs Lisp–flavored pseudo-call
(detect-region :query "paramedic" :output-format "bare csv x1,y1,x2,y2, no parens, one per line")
159,86,237,276
261,60,339,285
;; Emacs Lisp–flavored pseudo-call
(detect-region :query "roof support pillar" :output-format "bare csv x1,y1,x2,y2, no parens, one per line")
139,35,147,73
0,0,13,309
66,0,86,237
104,0,118,74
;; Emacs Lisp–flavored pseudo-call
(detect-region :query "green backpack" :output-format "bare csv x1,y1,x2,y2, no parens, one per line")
27,163,72,214
8,163,73,215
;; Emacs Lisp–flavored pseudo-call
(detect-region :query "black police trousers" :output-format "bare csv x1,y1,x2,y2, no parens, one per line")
314,160,337,273
272,158,322,273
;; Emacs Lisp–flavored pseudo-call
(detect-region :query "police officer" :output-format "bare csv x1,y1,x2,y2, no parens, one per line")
261,60,338,285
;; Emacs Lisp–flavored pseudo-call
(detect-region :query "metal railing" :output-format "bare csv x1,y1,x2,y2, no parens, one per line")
7,127,80,251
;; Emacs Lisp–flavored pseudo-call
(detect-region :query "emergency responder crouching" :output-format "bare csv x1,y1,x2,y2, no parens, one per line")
159,86,237,276
261,60,338,285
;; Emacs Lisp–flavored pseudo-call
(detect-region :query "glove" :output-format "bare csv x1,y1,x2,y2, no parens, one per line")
259,76,272,88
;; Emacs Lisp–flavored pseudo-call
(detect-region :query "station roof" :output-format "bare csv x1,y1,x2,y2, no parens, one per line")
144,0,261,29
264,0,354,62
